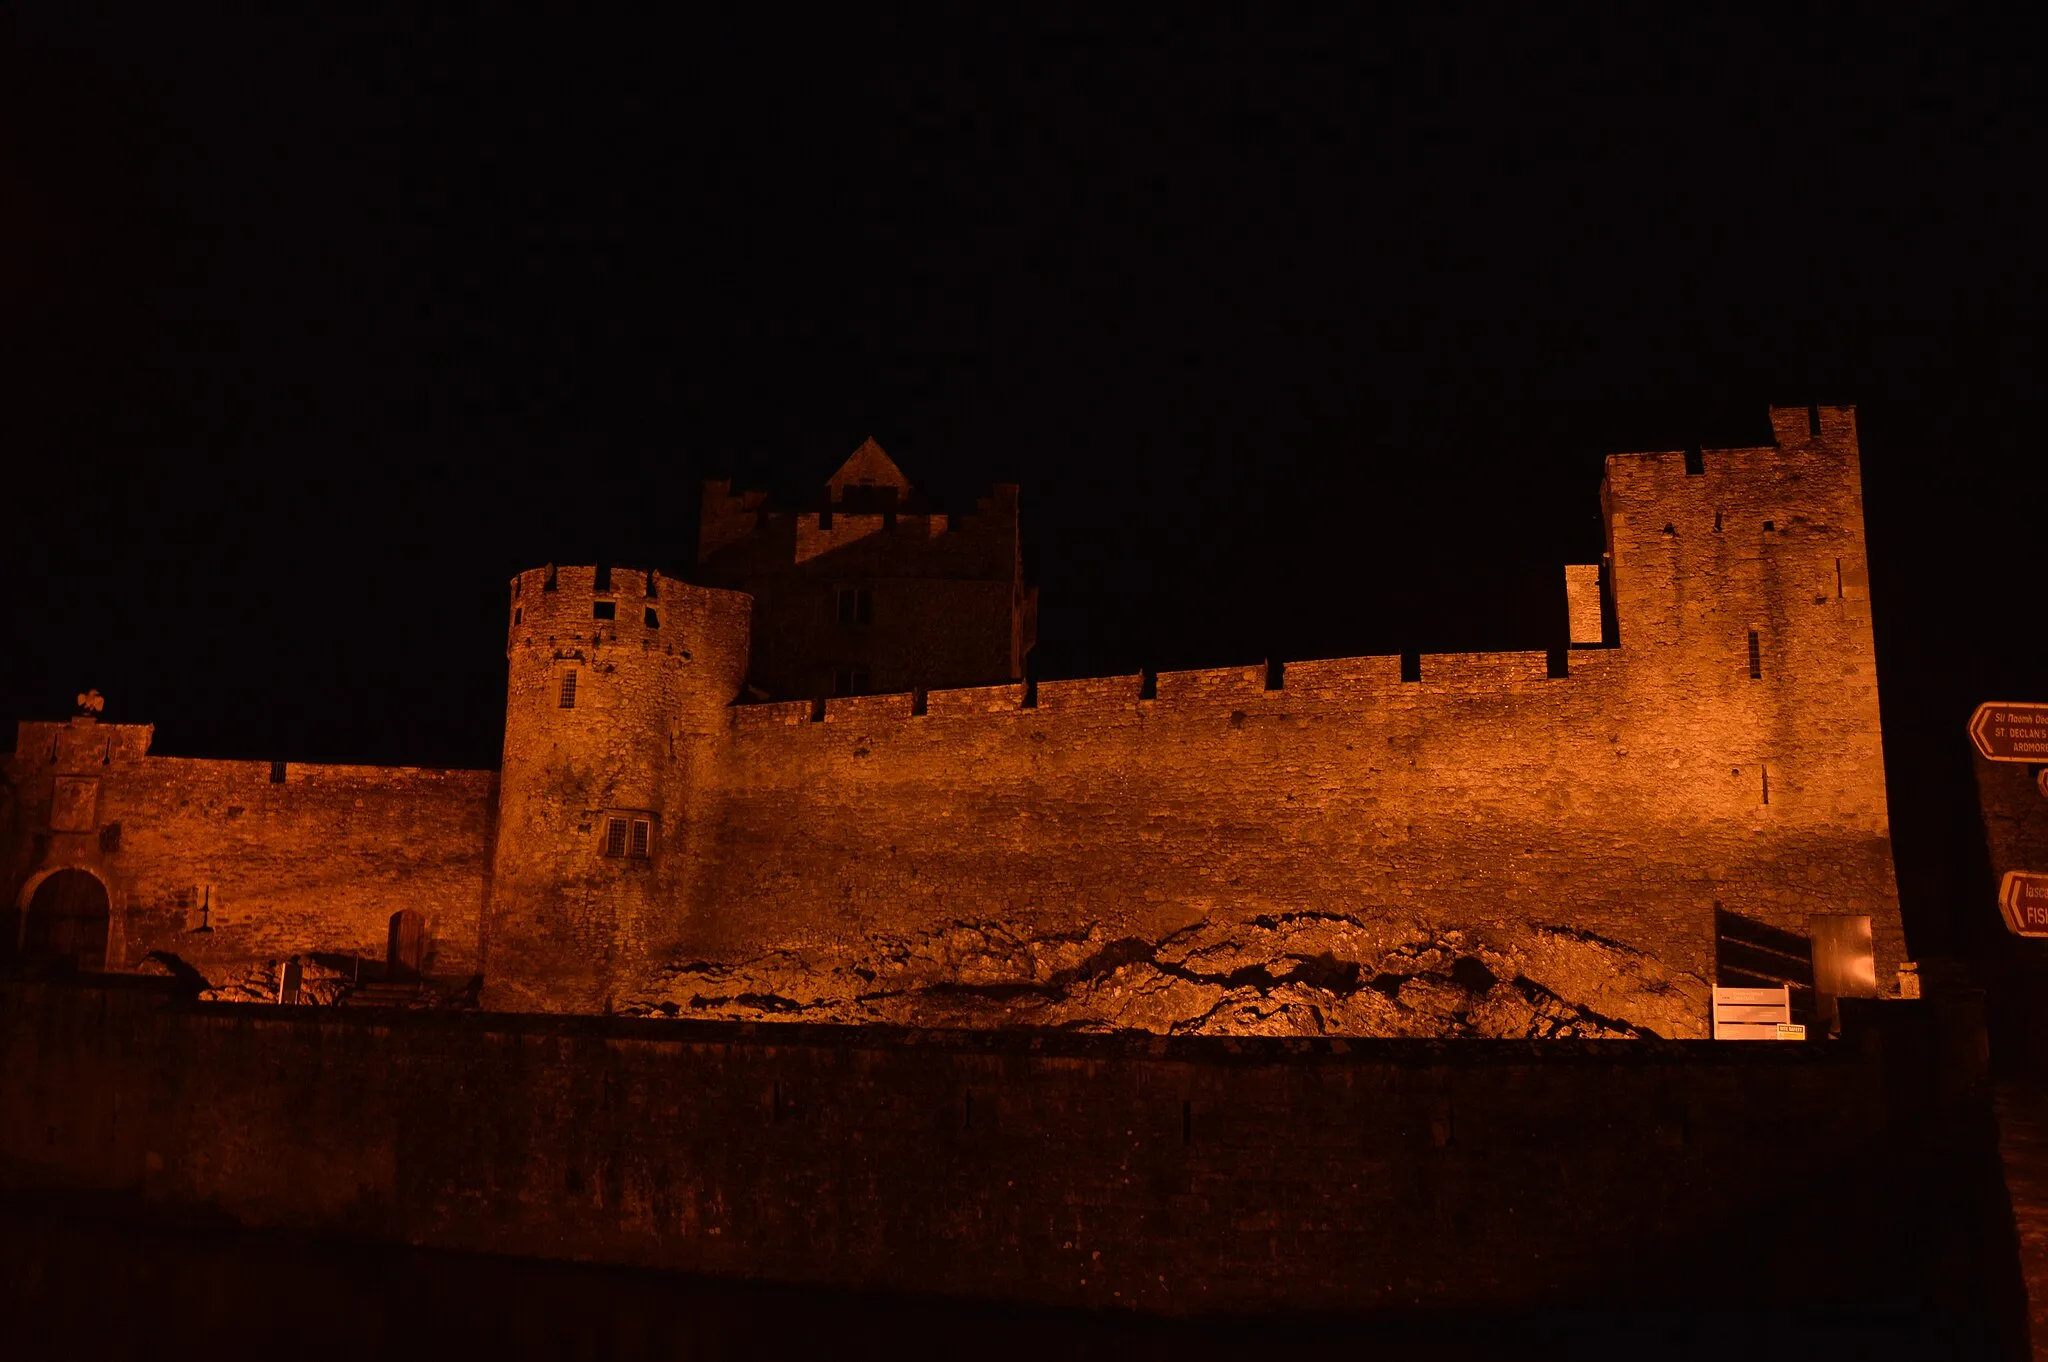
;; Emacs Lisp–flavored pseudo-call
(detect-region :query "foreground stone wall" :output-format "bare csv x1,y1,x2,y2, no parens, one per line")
0,979,2008,1321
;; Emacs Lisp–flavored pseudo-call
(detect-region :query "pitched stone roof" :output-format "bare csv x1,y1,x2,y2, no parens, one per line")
826,437,913,500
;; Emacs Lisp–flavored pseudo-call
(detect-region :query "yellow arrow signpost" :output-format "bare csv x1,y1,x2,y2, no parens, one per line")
1969,702,2048,763
2000,872,2048,939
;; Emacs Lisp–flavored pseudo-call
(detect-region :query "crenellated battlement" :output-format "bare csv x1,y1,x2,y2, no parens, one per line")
696,440,1032,700
4,406,1904,1043
731,643,1626,736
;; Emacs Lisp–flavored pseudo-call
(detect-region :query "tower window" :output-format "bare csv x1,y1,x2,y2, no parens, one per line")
644,607,659,629
645,571,658,599
601,816,652,860
560,670,578,708
1748,631,1762,680
832,667,870,697
513,606,522,626
543,565,558,592
1683,448,1704,476
836,585,874,626
595,563,612,592
592,601,616,621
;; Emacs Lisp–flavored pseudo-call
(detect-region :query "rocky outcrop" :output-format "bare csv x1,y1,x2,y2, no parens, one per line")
624,913,1710,1038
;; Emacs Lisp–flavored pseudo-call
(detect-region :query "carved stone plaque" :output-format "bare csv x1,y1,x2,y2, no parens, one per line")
51,777,98,833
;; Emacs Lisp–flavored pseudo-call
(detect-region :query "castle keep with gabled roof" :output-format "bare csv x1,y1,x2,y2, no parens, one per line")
1,407,1905,1037
697,437,1037,704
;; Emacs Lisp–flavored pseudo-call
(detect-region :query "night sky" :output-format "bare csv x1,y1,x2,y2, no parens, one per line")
5,11,2044,960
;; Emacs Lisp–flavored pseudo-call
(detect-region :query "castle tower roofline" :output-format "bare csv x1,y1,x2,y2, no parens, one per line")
826,437,913,503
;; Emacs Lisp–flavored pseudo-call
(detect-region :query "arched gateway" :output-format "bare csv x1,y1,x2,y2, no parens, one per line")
16,869,111,970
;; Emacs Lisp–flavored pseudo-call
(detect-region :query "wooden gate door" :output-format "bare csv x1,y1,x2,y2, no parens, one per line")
387,909,425,979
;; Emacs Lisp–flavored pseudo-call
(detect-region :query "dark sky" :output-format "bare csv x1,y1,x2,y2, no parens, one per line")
4,10,2044,958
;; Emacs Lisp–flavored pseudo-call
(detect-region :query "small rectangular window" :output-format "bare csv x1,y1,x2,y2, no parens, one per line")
543,565,558,592
629,819,650,859
1748,631,1762,679
644,607,659,629
593,600,616,620
560,670,578,708
269,760,286,784
1683,448,1704,476
645,571,658,599
836,586,873,626
604,817,627,857
1400,652,1422,683
595,563,612,592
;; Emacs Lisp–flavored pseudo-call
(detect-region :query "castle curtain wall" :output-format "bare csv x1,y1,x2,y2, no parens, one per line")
1,407,1903,1034
631,421,1899,1038
4,722,497,983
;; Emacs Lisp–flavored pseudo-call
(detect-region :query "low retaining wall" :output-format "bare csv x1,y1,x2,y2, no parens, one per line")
0,978,2017,1321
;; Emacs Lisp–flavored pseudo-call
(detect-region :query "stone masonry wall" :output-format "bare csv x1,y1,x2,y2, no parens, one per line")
0,979,2005,1321
615,410,1901,1038
2,407,1904,1037
699,475,1030,700
2,718,496,984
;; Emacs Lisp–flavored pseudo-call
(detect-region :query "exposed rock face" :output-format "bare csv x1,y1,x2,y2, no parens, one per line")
196,957,356,1006
624,913,1710,1038
187,957,475,1009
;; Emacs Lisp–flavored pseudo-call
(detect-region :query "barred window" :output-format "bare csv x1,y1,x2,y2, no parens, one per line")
629,819,650,859
604,817,628,857
1747,631,1762,680
560,670,578,708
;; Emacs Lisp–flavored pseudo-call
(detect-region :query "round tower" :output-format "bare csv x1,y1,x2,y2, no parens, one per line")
482,563,750,1012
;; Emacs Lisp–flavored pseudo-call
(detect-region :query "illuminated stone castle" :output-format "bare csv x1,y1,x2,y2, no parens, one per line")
0,406,1904,1038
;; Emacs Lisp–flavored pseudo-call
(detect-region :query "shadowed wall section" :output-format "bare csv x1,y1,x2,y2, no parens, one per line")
0,979,2013,1326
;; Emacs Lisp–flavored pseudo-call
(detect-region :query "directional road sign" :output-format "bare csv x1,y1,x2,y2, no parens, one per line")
1969,702,2048,763
2000,871,2048,939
